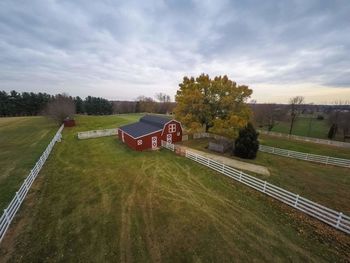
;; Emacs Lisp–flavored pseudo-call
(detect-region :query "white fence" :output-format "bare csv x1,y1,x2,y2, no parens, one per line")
161,141,350,235
259,130,350,149
0,125,64,243
259,145,350,168
77,128,118,139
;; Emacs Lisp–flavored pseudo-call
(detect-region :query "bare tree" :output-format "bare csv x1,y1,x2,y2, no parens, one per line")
288,96,304,135
45,94,75,125
253,103,287,131
137,96,156,113
155,92,171,103
155,92,172,114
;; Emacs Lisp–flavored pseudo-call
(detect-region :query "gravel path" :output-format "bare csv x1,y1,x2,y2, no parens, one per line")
179,146,270,176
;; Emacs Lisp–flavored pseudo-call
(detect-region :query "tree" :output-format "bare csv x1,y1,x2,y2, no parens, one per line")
45,94,76,124
252,103,287,131
234,123,259,159
155,92,171,103
288,96,304,135
328,124,337,140
155,92,172,114
137,96,156,113
174,74,252,138
84,96,112,115
74,96,84,114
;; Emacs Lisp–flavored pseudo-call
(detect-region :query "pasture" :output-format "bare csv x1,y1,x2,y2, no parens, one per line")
0,117,57,211
259,134,350,159
0,115,349,262
178,138,350,214
270,116,330,139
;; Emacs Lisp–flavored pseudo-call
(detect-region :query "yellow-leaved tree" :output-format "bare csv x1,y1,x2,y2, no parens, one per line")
174,74,252,138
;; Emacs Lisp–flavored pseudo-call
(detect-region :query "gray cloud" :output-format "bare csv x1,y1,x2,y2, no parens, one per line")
0,0,349,102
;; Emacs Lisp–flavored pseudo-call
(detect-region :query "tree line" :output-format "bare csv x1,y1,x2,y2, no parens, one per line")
112,93,176,114
0,90,52,116
0,90,175,117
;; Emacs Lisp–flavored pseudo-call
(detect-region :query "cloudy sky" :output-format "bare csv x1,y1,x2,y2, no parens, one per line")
0,0,349,103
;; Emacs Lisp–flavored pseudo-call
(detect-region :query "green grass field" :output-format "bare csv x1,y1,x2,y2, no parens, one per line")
270,116,330,139
0,115,349,262
0,117,57,211
259,134,350,159
179,138,350,214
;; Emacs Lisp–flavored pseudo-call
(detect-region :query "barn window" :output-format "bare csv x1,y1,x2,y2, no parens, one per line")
137,139,143,145
169,124,176,133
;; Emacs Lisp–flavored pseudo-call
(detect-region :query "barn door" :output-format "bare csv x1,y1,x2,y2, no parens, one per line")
151,136,157,149
166,134,172,143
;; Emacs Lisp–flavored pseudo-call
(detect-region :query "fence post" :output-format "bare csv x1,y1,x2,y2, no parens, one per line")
239,171,243,182
24,177,29,191
263,181,267,192
222,163,225,172
326,156,329,165
15,191,20,203
336,212,343,228
294,195,300,207
207,158,210,167
305,154,308,160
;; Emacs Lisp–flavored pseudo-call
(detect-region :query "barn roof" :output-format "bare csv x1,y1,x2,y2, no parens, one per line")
119,115,172,138
140,115,171,128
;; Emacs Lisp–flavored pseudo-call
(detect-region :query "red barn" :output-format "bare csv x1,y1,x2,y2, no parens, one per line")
118,115,183,151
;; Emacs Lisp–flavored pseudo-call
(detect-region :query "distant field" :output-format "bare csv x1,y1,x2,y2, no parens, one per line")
259,134,350,159
0,117,57,211
270,117,330,139
179,138,350,214
1,115,349,262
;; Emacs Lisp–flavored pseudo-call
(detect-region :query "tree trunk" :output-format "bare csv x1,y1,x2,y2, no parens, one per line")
289,116,295,135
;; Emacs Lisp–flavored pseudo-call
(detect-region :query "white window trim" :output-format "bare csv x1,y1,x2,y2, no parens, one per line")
137,139,143,145
168,124,176,133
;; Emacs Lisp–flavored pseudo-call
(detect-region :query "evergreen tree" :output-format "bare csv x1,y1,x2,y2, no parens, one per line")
74,96,84,113
327,124,337,140
234,123,259,159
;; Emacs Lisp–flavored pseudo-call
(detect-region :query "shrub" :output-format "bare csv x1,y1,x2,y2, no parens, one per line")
316,115,324,120
234,123,259,159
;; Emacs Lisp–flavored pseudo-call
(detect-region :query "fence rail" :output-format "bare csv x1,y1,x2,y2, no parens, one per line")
259,145,350,168
161,141,350,235
77,128,118,139
0,125,64,243
259,130,350,149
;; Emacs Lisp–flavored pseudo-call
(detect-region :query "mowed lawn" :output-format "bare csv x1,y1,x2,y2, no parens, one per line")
1,115,349,262
0,117,57,211
179,138,350,214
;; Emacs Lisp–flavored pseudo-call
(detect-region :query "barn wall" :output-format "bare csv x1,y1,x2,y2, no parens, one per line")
161,121,182,143
136,131,162,151
118,130,138,150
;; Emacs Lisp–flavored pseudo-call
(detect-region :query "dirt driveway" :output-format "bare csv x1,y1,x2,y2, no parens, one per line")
179,146,270,176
